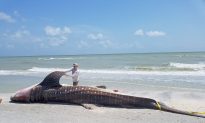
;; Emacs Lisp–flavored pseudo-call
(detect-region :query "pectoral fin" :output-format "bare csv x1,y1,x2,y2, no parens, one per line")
81,103,97,110
96,85,107,89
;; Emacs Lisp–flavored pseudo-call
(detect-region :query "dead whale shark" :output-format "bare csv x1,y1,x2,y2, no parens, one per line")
10,71,205,118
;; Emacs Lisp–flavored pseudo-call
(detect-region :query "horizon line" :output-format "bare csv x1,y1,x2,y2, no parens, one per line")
1,51,205,58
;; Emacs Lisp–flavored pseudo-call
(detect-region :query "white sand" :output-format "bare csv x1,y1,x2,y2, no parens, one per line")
0,93,205,123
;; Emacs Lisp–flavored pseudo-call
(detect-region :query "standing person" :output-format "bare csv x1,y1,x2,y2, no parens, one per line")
65,63,79,86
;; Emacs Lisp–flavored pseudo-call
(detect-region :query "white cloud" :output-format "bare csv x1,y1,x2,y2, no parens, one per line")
0,11,15,23
146,31,166,37
44,25,72,47
13,10,26,22
87,33,114,48
99,40,113,48
134,29,144,36
45,26,71,36
134,29,166,37
12,30,30,38
78,40,89,48
13,11,19,16
88,33,103,40
0,29,30,40
48,38,65,46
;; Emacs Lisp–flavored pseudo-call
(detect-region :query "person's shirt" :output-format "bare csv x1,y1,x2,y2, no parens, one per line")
71,69,79,82
66,68,79,82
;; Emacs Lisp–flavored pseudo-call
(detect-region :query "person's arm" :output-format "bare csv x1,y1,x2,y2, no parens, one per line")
65,68,73,73
64,74,70,77
65,70,79,78
64,68,73,78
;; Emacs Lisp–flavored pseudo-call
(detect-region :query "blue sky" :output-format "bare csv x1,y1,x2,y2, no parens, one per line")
0,0,205,56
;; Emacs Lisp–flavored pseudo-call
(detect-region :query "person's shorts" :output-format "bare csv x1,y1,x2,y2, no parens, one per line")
73,81,79,86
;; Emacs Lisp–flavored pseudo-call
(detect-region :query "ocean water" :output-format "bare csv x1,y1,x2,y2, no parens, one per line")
0,52,205,110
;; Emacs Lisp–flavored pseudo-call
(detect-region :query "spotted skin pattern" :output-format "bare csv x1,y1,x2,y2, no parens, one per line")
10,71,205,118
29,85,156,109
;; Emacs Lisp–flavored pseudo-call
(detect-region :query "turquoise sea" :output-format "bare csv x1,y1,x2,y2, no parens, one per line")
0,52,205,110
1,52,205,91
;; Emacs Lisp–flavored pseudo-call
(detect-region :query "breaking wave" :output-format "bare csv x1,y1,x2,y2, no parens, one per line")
38,57,74,60
169,62,205,71
0,66,205,76
133,62,205,71
38,57,84,60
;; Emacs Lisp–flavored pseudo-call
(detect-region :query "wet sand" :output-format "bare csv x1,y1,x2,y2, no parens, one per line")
0,93,204,123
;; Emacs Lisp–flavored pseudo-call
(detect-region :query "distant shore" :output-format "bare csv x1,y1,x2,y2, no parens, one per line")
0,93,204,123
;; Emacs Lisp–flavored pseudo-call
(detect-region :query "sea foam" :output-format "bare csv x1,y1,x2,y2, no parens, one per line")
169,62,205,70
0,67,205,76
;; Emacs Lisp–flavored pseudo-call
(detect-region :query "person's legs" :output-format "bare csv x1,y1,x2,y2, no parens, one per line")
73,81,78,86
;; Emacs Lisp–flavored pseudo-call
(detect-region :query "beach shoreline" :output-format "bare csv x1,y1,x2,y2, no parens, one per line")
0,93,204,123
1,53,205,123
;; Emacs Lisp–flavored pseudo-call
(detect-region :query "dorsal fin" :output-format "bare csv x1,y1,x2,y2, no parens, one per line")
38,71,66,88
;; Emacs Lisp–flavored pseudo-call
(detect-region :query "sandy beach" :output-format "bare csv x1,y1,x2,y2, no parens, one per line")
0,93,204,123
1,0,205,122
0,53,205,123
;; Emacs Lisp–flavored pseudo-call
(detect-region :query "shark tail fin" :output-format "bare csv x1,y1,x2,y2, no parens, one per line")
155,101,205,118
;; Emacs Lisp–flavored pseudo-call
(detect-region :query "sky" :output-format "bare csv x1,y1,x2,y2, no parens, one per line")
0,0,205,56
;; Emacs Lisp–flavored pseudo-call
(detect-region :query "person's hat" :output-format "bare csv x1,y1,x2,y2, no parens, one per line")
73,63,79,67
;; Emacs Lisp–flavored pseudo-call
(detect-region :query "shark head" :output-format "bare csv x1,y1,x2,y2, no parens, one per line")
10,85,36,103
10,71,66,103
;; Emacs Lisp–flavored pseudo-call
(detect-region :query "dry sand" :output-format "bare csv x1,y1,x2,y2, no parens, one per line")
0,93,205,123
